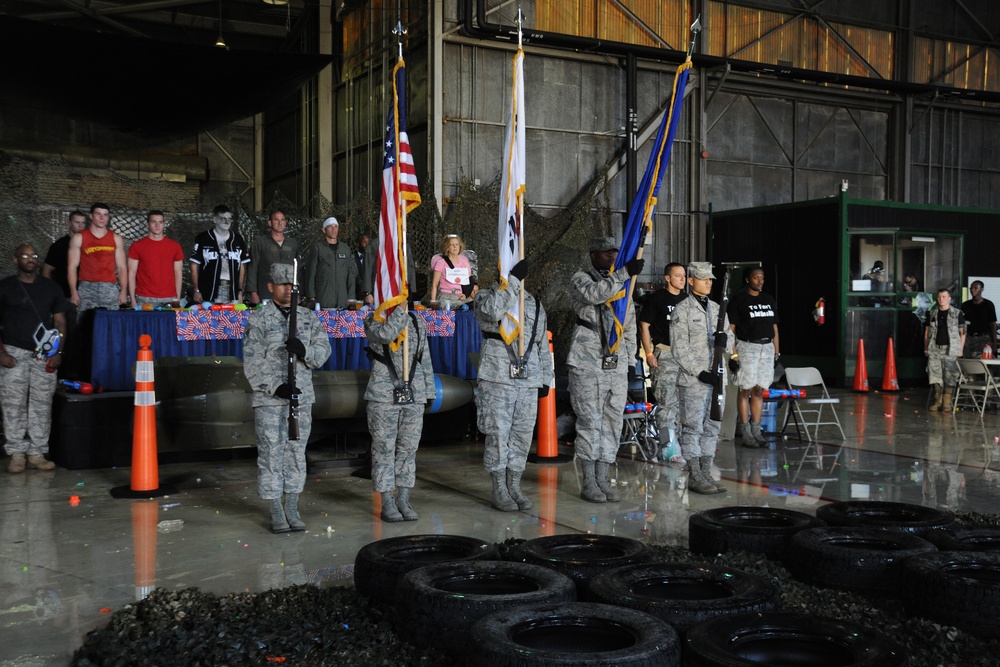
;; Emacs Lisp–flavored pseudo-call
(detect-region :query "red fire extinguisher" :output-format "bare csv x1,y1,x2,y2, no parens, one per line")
813,297,825,325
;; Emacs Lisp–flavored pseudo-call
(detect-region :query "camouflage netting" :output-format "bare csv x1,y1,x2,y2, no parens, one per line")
0,153,614,367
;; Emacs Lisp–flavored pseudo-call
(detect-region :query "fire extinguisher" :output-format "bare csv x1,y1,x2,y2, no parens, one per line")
813,297,825,325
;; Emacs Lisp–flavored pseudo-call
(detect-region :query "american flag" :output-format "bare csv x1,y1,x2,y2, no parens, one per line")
497,48,526,345
374,56,421,351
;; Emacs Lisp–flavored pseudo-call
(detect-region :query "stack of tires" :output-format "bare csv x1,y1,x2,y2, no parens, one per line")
352,523,911,665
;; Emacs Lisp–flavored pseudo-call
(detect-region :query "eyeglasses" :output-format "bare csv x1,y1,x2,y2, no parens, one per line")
19,253,39,259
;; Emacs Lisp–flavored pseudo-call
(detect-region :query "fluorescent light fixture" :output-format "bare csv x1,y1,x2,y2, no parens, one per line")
911,236,936,243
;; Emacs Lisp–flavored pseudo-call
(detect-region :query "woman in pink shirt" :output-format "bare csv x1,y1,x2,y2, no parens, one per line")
430,234,477,308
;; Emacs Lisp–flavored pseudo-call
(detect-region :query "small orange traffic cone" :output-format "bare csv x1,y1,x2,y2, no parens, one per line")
529,331,571,463
853,339,869,392
112,335,175,498
881,338,900,391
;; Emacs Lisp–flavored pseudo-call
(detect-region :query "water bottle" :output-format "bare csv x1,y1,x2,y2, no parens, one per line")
157,519,184,533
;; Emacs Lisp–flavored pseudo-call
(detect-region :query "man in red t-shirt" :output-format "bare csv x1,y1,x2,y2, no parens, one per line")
127,211,184,307
67,203,128,309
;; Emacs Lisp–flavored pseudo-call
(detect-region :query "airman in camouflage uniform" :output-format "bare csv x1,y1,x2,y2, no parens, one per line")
0,244,67,473
244,263,332,533
924,288,966,412
567,237,644,503
364,306,435,522
671,261,733,494
475,262,553,511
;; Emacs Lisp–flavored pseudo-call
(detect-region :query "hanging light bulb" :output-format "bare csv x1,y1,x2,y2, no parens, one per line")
215,0,228,49
262,0,289,5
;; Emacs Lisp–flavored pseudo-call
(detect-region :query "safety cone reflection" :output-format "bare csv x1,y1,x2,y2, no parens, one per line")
132,500,158,601
853,339,869,392
882,338,900,392
537,466,558,537
111,334,175,498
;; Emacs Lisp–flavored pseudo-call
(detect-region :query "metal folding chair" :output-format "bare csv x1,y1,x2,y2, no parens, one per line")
782,367,846,441
954,358,1000,415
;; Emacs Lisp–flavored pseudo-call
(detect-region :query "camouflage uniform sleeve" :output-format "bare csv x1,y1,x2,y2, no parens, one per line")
365,307,408,344
474,278,518,322
671,300,701,377
569,267,629,306
244,313,280,396
303,309,332,369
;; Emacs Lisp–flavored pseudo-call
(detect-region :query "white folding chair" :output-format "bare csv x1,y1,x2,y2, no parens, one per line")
783,367,846,441
953,358,1000,415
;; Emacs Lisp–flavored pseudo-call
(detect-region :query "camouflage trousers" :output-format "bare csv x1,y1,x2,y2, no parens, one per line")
650,348,680,436
0,346,57,456
367,401,423,493
477,380,538,473
568,366,627,463
964,334,992,359
135,296,175,307
678,380,722,460
254,404,313,500
927,344,959,388
78,281,120,310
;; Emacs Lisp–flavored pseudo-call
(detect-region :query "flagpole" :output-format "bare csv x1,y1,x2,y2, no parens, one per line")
516,8,526,359
393,19,410,380
624,16,700,307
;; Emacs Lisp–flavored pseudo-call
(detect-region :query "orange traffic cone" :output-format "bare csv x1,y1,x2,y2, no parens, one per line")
132,500,158,600
112,334,175,498
853,339,869,392
529,331,571,463
881,338,900,391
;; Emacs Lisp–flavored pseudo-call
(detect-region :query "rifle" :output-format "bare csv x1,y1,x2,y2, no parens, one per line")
709,271,731,422
287,260,301,441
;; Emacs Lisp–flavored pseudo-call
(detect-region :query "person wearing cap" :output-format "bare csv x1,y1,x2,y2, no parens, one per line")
244,263,332,533
246,210,300,305
567,236,643,503
189,204,250,304
363,303,435,522
671,261,733,494
474,259,553,512
302,217,360,310
727,266,780,447
638,262,687,461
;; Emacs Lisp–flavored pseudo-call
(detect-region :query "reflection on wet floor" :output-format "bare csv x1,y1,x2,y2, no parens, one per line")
3,390,1000,664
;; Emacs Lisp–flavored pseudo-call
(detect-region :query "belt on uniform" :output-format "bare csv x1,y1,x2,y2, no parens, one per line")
483,332,503,341
576,318,599,333
219,279,231,286
739,337,771,344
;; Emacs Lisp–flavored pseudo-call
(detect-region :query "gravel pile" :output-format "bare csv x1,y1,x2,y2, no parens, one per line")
74,530,1000,666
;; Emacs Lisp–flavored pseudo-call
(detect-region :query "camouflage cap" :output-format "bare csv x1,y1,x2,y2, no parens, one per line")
687,261,715,280
270,263,295,285
589,236,619,252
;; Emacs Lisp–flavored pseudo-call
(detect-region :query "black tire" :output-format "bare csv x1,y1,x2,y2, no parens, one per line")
585,562,780,635
684,611,906,667
395,560,577,654
924,526,1000,551
470,601,681,667
511,534,656,592
688,506,824,558
901,551,1000,638
353,534,498,602
816,500,955,536
785,526,937,596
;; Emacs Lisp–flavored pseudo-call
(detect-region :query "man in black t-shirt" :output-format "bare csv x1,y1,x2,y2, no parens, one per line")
42,210,87,299
638,262,687,459
961,281,997,358
727,267,780,447
0,244,68,473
